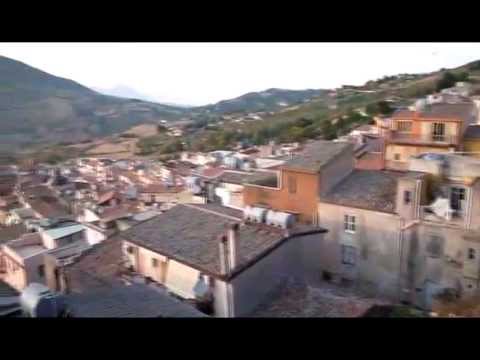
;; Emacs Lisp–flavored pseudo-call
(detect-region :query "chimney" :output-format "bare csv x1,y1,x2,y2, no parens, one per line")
227,223,239,270
218,235,229,275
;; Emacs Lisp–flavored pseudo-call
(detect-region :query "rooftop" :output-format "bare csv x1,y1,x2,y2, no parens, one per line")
321,170,412,213
392,103,476,124
27,197,70,219
22,185,55,199
10,207,35,219
195,167,224,179
15,244,45,258
64,236,126,293
43,224,85,240
251,278,390,317
0,280,20,317
96,190,118,205
119,203,293,277
97,203,141,223
0,224,27,244
0,280,19,298
139,184,181,194
64,284,207,317
46,240,91,261
354,136,384,157
282,140,352,173
216,170,275,186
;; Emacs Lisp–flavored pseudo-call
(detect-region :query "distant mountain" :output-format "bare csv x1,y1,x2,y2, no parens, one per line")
199,88,328,114
93,85,195,108
92,85,157,102
0,55,189,150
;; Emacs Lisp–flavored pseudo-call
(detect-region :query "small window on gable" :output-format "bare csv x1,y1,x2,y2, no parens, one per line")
38,265,45,278
468,248,476,260
394,153,401,161
152,258,159,268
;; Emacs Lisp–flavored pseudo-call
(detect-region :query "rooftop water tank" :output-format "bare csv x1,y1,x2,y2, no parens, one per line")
224,156,239,169
265,210,277,227
414,99,427,112
266,210,295,229
186,176,202,195
20,283,66,318
244,206,268,223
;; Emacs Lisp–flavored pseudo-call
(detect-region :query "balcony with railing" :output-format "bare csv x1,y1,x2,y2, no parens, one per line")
385,130,459,147
420,205,466,228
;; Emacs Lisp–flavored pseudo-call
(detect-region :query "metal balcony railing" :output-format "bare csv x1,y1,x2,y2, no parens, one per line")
420,205,465,225
386,131,459,146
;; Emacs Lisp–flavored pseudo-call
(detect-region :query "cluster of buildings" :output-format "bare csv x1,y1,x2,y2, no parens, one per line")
3,81,480,317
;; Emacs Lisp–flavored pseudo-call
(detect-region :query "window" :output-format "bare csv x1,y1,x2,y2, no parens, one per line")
468,248,476,260
450,187,466,212
342,245,357,265
288,175,297,194
432,122,446,141
394,153,401,161
404,190,412,205
38,265,45,278
344,215,356,233
126,246,134,254
397,121,412,133
322,271,332,282
151,258,159,268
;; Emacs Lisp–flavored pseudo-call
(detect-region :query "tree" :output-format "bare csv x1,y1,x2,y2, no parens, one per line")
470,61,480,71
436,71,458,91
320,120,336,140
157,124,168,133
377,100,393,115
456,71,469,82
295,117,313,128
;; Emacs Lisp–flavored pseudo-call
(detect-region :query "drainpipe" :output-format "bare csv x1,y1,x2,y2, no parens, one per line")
466,187,474,230
397,217,405,303
415,179,422,220
227,224,239,270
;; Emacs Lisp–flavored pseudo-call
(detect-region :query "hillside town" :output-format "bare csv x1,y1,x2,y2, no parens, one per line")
2,80,480,317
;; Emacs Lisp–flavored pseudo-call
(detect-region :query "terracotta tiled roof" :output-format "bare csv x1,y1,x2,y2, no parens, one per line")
96,190,118,205
393,103,475,124
321,170,407,213
64,236,126,292
119,203,293,277
282,140,352,173
139,184,181,194
197,167,224,179
65,284,207,317
0,224,27,244
28,197,70,219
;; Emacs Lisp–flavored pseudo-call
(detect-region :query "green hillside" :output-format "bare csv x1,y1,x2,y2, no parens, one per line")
198,88,328,114
0,55,189,151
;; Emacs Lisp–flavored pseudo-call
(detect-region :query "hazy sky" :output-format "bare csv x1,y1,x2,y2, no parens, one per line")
1,43,480,106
